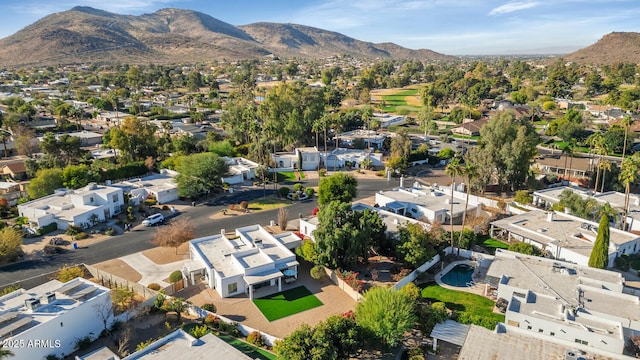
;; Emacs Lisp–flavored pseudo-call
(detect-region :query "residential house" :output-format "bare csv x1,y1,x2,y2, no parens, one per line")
36,131,103,146
0,278,113,360
112,169,179,205
322,148,383,170
0,181,25,206
533,186,640,232
186,225,301,300
106,329,251,360
450,119,489,137
531,154,596,180
96,111,128,126
484,250,639,356
18,183,124,230
490,210,640,267
375,184,481,225
0,159,27,181
336,129,387,150
272,147,320,171
373,113,406,128
222,157,259,185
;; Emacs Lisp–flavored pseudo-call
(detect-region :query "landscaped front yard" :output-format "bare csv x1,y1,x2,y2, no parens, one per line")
253,286,323,321
249,197,292,212
421,283,504,329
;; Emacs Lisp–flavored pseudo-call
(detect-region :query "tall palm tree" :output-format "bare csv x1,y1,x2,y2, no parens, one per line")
621,115,635,161
562,142,574,180
600,160,612,193
596,202,619,226
445,157,463,254
0,132,9,158
457,158,477,256
619,153,640,231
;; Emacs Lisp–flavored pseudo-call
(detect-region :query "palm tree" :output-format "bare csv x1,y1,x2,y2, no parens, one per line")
0,132,9,158
0,344,13,359
599,160,612,193
457,159,477,256
445,157,463,254
562,142,574,180
596,202,619,226
619,153,640,231
621,115,635,160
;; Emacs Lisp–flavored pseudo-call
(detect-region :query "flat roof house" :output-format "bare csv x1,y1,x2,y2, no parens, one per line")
322,148,383,170
534,186,640,232
18,183,124,230
222,157,259,185
337,129,387,150
490,210,640,268
112,169,179,205
485,250,639,355
375,184,480,225
271,147,320,171
0,278,113,360
187,225,301,300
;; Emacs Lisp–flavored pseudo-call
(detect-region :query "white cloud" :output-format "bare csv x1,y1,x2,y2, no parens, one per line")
489,1,540,16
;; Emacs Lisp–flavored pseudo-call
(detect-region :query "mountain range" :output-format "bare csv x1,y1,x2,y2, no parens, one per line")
0,6,453,67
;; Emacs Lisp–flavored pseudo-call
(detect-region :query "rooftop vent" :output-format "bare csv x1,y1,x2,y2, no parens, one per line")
547,212,554,222
42,292,56,304
24,298,41,311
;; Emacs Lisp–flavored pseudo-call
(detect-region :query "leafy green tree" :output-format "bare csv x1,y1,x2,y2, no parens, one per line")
175,153,229,198
318,172,357,206
62,164,100,189
27,168,64,199
467,111,539,191
396,223,440,268
355,287,416,348
514,190,533,204
588,215,611,269
314,201,386,269
0,227,23,263
508,242,543,256
0,344,14,359
105,116,157,162
40,132,84,166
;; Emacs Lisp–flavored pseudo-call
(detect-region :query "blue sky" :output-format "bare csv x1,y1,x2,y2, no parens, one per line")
0,0,639,55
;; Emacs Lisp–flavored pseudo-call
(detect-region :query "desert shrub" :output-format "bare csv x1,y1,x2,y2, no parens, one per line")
305,188,315,197
65,225,82,236
0,284,20,296
318,168,327,177
188,324,211,339
37,222,58,236
136,339,153,352
239,201,249,209
44,245,64,255
279,186,291,198
310,265,326,280
228,323,242,337
75,336,92,351
169,270,183,283
293,183,304,192
104,227,116,236
228,204,237,211
144,198,157,206
247,331,265,347
201,303,217,313
74,232,88,240
57,265,85,282
147,283,162,291
204,314,219,328
391,268,412,282
514,190,533,205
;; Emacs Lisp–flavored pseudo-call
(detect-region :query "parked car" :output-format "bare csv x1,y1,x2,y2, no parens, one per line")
142,213,164,227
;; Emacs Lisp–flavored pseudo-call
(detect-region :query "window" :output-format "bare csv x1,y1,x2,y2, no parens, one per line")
538,329,544,333
574,339,588,345
113,194,118,203
550,332,555,336
90,197,94,203
227,283,238,294
527,326,532,330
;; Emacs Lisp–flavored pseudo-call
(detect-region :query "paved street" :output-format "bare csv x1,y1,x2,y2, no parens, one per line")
0,176,402,288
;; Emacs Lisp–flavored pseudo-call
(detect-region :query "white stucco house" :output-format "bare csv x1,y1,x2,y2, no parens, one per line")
337,129,387,150
375,184,481,225
222,157,260,185
18,183,124,230
271,147,320,171
112,169,179,205
322,148,383,169
0,277,113,360
490,210,640,268
186,225,301,300
485,250,640,355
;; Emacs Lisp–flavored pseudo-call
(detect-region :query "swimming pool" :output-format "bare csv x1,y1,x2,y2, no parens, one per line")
440,264,475,287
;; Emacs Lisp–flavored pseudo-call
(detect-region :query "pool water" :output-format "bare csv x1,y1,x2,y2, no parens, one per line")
440,264,474,287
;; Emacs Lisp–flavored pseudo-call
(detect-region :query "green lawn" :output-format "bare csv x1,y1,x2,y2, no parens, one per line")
277,171,305,182
421,283,505,330
482,238,509,255
551,141,589,153
253,286,323,321
218,333,277,360
249,196,291,212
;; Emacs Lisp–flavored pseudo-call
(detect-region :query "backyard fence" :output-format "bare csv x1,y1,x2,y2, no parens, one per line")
188,305,281,347
323,267,362,302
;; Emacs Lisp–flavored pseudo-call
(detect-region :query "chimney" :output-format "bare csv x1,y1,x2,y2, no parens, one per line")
547,212,554,222
399,176,404,188
220,229,225,235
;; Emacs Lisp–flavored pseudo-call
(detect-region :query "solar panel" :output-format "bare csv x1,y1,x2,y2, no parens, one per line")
0,316,32,337
0,310,18,323
57,282,83,295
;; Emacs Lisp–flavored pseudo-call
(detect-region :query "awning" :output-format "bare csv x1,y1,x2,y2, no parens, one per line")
244,269,283,285
430,320,470,347
283,269,297,277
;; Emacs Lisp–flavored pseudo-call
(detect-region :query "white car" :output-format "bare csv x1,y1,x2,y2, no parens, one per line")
142,213,164,227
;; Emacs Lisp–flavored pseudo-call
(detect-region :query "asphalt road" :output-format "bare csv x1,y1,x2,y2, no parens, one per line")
0,177,402,288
